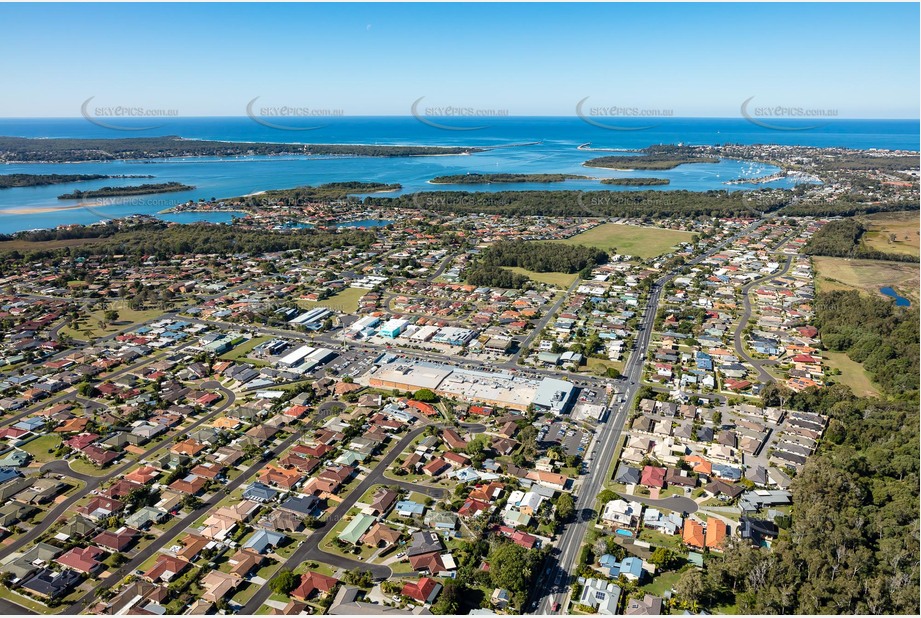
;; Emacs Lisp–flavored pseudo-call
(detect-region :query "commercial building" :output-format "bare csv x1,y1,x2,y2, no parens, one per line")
432,327,477,347
367,359,574,413
278,345,336,370
289,308,332,330
532,377,576,415
378,318,410,339
409,325,440,342
278,345,314,367
347,315,381,336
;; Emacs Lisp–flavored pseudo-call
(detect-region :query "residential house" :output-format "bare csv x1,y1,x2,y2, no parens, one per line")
402,577,442,604
291,571,339,601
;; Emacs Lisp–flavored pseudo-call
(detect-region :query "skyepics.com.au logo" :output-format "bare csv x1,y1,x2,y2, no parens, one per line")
740,96,838,131
411,191,516,210
246,97,344,131
578,188,780,220
411,97,508,131
73,196,188,223
81,97,178,131
576,97,673,131
575,191,680,218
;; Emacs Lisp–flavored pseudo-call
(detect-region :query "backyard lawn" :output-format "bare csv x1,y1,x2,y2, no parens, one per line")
641,568,684,596
636,528,685,552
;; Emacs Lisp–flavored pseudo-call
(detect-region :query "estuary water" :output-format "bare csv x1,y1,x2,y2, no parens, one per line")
0,117,916,234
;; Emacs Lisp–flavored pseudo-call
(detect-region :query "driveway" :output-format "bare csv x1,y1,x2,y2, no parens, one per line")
0,597,35,615
617,491,698,515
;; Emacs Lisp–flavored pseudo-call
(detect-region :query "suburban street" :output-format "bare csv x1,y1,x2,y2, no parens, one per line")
64,419,298,613
531,218,768,614
0,384,237,563
732,254,794,383
0,216,772,616
508,278,582,364
240,421,486,614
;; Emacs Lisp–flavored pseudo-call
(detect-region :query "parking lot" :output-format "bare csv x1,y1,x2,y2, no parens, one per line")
538,421,591,458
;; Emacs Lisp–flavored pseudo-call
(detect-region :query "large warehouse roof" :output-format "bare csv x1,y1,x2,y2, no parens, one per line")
368,359,574,413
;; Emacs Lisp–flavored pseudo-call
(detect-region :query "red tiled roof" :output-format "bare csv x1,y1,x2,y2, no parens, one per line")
402,577,440,603
641,466,667,488
291,571,339,601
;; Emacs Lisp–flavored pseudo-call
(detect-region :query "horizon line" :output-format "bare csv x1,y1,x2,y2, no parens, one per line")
0,115,918,121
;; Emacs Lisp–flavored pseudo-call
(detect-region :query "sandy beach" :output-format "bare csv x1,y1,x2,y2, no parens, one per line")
1,203,101,215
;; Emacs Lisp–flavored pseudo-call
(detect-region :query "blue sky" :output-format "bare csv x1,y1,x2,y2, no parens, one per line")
1,2,918,118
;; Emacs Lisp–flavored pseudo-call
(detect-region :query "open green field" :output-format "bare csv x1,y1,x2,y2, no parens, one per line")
861,211,920,257
502,267,578,288
60,306,165,341
219,335,270,361
824,350,881,398
813,256,919,304
21,434,62,462
554,223,695,258
580,357,625,376
298,287,365,314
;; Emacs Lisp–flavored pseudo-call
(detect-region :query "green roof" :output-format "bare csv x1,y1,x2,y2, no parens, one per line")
338,513,376,544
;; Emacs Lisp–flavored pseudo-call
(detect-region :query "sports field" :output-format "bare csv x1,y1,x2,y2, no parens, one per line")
555,223,695,258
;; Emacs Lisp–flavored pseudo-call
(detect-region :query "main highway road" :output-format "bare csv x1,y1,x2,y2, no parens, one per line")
531,218,767,614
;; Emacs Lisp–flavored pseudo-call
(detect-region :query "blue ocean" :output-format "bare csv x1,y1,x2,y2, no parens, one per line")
0,117,917,234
